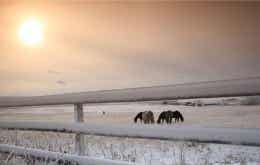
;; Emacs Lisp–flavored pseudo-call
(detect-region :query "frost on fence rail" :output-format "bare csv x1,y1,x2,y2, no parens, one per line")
0,144,136,165
1,122,260,147
1,77,260,107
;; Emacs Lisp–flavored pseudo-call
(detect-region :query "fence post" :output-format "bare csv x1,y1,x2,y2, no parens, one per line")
74,103,85,156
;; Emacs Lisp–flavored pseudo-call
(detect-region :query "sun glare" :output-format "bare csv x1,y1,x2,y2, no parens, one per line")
19,19,43,46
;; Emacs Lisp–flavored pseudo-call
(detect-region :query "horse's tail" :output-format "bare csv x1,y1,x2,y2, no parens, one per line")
178,112,184,122
150,112,155,124
134,114,138,123
134,116,137,123
134,112,142,123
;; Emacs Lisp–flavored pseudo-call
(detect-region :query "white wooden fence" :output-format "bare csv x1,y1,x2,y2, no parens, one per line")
0,77,260,164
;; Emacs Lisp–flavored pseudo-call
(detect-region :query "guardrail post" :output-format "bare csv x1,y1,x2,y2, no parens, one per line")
74,103,85,156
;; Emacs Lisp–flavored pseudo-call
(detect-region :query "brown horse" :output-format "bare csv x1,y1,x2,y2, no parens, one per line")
134,111,155,124
142,111,155,124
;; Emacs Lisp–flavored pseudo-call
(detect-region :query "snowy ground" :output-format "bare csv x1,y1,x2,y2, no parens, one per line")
0,130,260,165
0,102,260,164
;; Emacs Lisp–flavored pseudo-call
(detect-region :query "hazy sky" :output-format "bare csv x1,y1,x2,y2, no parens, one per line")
0,2,260,96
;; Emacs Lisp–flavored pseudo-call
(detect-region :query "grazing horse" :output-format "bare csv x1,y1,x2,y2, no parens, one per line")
157,110,184,124
157,111,170,124
134,111,155,124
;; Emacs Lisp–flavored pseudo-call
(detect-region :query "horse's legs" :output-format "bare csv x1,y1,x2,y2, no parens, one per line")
169,117,172,124
167,118,170,124
151,118,155,124
159,118,162,124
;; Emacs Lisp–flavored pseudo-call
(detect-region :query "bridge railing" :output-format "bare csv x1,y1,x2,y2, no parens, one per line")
1,77,260,164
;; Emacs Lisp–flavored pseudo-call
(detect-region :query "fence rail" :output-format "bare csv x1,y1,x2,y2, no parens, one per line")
1,121,260,147
1,77,260,108
0,144,135,165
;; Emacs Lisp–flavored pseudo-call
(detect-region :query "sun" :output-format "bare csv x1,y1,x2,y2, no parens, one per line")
19,19,43,46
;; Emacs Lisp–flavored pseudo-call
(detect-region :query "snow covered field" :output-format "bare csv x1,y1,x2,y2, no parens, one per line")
1,102,260,128
0,102,260,164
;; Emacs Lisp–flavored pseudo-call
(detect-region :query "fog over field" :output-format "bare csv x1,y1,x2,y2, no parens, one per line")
1,2,260,96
